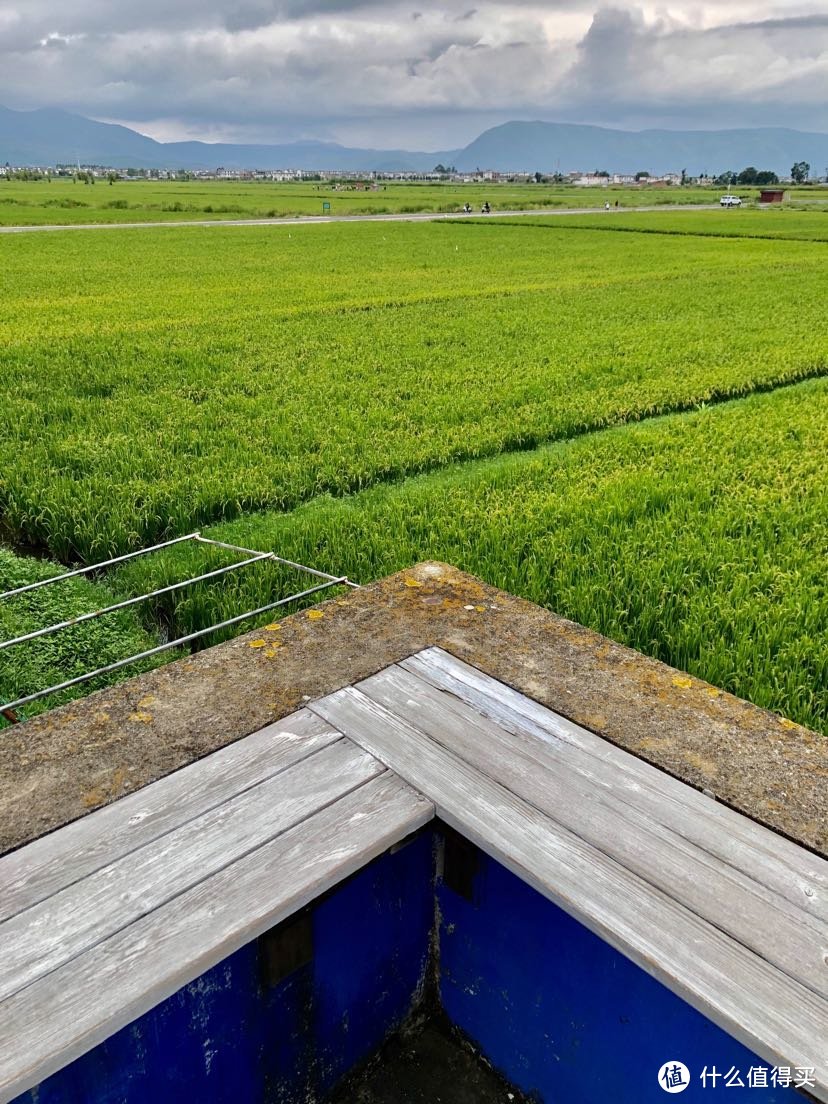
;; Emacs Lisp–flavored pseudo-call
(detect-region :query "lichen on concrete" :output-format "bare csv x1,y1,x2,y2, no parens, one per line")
1,562,825,857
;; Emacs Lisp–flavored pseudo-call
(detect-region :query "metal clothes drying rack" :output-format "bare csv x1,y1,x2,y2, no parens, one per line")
0,533,358,719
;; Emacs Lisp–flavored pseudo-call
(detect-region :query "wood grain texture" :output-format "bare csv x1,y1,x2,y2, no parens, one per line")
0,772,434,1104
360,663,828,999
0,738,382,1003
4,650,825,1103
0,708,339,924
312,686,828,1102
402,648,828,916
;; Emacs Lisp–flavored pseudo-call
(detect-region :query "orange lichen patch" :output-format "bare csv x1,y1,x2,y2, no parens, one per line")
583,714,608,732
248,639,267,649
779,717,798,730
680,750,719,778
634,735,670,754
137,695,156,708
443,598,464,610
403,578,423,588
82,767,128,809
265,623,281,631
475,605,487,612
264,644,283,659
92,711,111,725
129,711,153,724
81,788,105,809
307,610,325,621
671,675,694,690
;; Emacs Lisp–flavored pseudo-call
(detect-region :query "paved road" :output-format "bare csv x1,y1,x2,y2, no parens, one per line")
0,203,720,235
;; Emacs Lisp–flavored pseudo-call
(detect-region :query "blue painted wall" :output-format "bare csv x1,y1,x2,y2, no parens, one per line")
16,828,808,1104
16,831,433,1104
438,842,805,1104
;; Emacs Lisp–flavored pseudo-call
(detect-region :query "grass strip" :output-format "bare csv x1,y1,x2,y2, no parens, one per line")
118,379,828,736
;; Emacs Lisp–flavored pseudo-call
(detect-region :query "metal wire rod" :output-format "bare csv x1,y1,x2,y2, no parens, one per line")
270,553,361,586
1,577,348,715
193,535,272,557
0,532,201,601
0,552,274,652
194,536,357,585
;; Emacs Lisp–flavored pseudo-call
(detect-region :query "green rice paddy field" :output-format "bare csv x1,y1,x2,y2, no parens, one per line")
1,207,826,732
1,177,825,228
0,178,728,225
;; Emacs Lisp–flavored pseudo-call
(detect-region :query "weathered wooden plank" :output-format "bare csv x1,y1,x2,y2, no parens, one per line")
359,663,828,1000
0,708,340,924
402,647,828,916
312,687,828,1101
0,738,382,1003
0,773,434,1104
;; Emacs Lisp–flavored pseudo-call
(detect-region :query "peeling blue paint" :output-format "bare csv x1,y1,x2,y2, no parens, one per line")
14,830,808,1104
14,832,433,1104
438,843,803,1104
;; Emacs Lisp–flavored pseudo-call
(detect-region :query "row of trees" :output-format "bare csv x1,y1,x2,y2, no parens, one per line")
716,167,780,186
713,162,814,186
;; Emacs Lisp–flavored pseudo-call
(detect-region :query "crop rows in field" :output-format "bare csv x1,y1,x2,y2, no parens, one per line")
119,378,828,737
1,211,827,733
2,219,827,563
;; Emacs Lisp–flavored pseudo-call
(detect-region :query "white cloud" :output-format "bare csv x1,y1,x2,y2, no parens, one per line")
0,1,826,146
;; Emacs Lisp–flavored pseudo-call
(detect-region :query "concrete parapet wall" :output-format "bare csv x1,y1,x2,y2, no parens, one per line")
1,562,824,857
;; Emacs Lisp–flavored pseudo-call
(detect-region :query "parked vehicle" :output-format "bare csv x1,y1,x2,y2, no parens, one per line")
720,194,742,207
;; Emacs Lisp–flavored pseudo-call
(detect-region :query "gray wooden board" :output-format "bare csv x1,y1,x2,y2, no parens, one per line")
312,687,828,1102
0,708,340,923
0,738,383,1003
402,648,828,917
360,663,828,999
0,772,434,1104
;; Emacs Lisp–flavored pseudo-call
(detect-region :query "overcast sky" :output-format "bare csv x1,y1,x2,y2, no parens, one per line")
1,1,826,149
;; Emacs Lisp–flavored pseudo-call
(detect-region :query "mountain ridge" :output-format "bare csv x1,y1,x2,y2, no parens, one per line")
2,105,826,176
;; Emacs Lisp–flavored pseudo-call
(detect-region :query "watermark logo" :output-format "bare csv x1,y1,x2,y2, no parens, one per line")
656,1061,816,1092
659,1061,690,1093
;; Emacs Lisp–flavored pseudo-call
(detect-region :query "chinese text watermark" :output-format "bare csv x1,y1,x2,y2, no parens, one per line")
658,1062,816,1092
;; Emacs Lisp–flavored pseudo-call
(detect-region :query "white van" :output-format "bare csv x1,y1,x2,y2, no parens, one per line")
720,195,742,207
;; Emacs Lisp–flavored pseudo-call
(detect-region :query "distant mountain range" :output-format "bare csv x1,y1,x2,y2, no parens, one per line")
2,105,826,176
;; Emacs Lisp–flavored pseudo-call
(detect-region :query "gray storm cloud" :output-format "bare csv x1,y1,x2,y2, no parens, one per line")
0,1,826,146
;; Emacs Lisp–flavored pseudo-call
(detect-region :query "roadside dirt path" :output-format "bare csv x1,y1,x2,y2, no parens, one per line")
0,203,719,234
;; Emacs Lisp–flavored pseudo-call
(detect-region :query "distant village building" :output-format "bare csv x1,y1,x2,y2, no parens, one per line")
570,174,610,187
564,171,683,187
